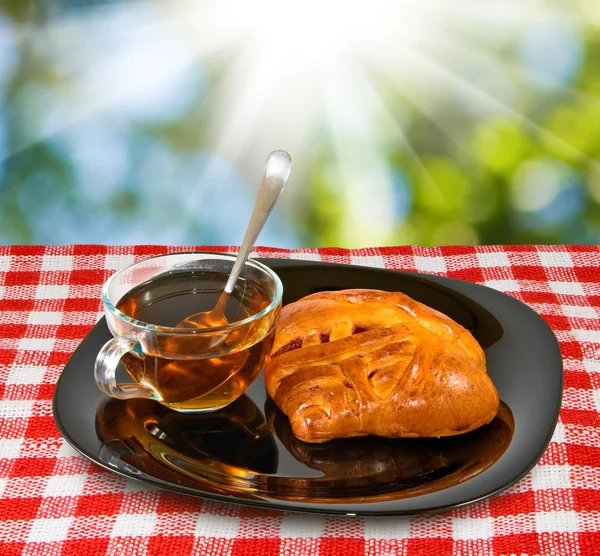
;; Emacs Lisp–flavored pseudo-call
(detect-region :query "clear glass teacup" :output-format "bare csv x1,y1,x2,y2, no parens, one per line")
94,253,282,413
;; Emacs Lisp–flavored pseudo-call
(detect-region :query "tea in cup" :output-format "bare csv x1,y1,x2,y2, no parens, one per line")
94,253,282,412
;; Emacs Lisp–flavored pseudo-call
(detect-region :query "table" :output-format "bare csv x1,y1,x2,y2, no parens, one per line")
0,244,598,556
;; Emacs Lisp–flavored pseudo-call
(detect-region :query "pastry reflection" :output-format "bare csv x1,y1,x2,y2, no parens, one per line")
96,394,278,498
263,398,515,502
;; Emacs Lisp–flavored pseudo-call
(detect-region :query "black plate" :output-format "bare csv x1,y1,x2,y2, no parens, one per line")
52,259,563,516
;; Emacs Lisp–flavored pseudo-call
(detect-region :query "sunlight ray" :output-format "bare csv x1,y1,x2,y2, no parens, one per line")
364,32,600,169
364,64,480,165
320,61,398,246
420,20,600,107
1,1,243,160
418,49,600,169
359,72,464,217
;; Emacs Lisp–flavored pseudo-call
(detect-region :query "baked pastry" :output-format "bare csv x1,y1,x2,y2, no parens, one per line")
264,289,499,443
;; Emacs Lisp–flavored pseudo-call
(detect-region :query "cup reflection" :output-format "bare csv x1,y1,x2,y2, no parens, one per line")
96,394,278,497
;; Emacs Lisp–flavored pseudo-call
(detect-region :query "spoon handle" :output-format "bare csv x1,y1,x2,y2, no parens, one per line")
224,150,292,295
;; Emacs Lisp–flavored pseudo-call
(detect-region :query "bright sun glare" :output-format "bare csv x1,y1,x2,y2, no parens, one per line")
170,0,591,244
7,0,597,245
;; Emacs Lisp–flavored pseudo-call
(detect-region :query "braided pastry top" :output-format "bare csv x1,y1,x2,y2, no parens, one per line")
264,289,499,443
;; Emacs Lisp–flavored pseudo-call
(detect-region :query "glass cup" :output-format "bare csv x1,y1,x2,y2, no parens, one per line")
94,253,282,413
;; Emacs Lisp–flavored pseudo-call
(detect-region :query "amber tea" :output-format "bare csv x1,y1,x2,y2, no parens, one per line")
115,271,275,412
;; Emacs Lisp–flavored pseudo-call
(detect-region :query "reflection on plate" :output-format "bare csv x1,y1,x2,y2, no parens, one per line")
96,392,514,504
96,395,277,500
265,398,514,502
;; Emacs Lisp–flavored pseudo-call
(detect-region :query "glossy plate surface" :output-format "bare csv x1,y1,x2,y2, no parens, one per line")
52,259,563,515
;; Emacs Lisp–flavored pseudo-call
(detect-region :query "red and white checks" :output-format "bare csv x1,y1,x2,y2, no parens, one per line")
0,244,599,556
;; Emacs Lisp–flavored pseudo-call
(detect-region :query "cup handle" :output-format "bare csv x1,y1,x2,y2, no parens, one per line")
94,336,155,400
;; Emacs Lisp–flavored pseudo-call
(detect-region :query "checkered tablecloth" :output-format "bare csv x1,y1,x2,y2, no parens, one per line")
0,244,599,556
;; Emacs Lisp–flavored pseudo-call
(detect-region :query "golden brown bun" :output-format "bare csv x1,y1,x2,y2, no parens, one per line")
264,289,499,443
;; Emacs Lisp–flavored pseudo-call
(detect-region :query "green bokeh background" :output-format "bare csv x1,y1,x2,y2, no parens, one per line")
1,1,599,247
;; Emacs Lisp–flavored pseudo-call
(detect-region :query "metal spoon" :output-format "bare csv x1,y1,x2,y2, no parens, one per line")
177,150,292,329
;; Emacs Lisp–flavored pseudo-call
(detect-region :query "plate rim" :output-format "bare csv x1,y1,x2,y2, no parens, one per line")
52,257,564,516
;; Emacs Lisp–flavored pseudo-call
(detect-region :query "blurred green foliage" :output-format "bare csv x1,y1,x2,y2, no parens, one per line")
1,1,599,247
